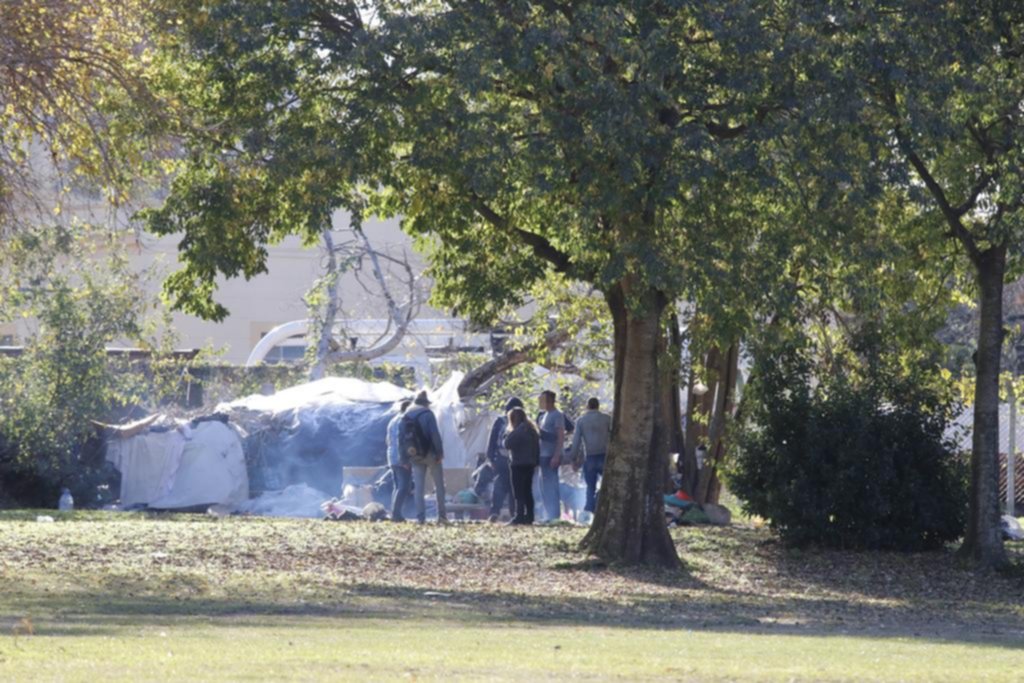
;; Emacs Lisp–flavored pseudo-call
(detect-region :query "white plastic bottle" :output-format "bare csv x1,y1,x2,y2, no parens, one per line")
58,487,74,511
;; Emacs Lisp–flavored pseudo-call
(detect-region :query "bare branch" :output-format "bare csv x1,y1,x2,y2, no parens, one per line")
457,327,572,399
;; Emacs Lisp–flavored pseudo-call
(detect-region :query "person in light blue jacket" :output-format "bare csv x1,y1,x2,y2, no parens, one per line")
535,390,565,521
386,399,413,521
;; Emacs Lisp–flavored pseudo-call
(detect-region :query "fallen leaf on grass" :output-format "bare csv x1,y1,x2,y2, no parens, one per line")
12,617,33,636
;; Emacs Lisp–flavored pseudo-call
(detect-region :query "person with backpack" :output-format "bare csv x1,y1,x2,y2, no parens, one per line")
484,397,522,522
503,406,540,524
401,390,448,524
386,399,413,522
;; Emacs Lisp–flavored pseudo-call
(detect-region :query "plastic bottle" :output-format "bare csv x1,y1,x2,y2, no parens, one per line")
58,488,74,511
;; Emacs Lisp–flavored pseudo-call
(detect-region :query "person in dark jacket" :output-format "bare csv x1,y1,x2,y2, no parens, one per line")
503,406,540,524
484,397,522,521
386,399,414,521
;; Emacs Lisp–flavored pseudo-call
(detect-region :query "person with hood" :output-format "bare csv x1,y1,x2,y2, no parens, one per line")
503,406,540,524
403,390,448,524
484,397,522,522
386,399,413,521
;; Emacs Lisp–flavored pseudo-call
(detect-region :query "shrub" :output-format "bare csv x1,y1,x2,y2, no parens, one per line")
728,353,967,551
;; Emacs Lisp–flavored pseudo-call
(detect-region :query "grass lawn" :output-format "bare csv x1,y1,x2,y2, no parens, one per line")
0,511,1022,682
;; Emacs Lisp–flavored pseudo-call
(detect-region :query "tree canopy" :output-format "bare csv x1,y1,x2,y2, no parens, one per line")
0,0,155,229
139,0,1024,566
802,0,1024,568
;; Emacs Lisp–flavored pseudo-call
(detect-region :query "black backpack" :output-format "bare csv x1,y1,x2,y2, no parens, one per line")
398,410,430,464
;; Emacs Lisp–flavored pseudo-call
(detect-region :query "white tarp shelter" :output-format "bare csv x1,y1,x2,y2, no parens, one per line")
218,372,471,471
105,420,249,509
101,373,470,514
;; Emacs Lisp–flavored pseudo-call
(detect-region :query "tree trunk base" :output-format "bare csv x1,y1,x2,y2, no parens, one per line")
955,536,1009,571
581,520,682,569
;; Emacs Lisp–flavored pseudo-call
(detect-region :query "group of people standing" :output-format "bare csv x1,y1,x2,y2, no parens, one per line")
486,391,611,525
385,390,449,524
384,389,611,525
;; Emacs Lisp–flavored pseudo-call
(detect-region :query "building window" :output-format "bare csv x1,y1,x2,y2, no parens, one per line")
264,345,307,364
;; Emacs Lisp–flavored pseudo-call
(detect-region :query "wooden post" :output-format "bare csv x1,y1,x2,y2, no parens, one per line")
1009,382,1017,517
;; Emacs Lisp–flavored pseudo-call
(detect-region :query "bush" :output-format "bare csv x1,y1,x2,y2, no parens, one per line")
0,228,151,508
728,353,967,551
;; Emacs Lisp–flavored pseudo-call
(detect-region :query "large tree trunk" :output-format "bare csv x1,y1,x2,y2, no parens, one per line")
581,278,681,568
958,246,1009,569
696,341,740,505
681,345,719,497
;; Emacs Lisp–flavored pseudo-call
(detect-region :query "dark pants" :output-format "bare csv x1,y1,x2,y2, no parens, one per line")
511,464,536,523
583,453,605,513
391,464,412,521
490,457,513,517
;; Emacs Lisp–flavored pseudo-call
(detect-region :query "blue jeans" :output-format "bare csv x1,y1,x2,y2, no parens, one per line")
391,465,413,521
536,457,561,521
583,453,605,513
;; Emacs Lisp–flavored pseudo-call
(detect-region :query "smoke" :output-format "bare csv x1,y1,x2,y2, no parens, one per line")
219,375,470,498
240,399,397,496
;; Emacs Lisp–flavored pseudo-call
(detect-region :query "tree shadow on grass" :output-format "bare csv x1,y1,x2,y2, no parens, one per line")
3,579,1024,651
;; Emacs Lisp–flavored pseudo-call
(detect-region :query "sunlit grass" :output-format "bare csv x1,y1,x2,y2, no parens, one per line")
0,512,1021,681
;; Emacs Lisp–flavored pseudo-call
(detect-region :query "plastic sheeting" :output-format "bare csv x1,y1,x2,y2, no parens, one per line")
105,421,249,509
461,411,498,462
105,427,187,507
217,374,470,497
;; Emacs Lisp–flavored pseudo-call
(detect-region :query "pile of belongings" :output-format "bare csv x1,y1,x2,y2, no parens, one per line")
321,498,388,521
1002,515,1024,541
663,489,732,527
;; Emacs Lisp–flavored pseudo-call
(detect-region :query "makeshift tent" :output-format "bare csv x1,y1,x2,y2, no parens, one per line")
460,410,497,462
218,373,470,496
99,374,470,515
105,419,249,509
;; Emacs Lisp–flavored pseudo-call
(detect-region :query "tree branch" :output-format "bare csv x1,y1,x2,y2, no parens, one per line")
893,127,982,263
457,328,572,399
469,194,573,273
